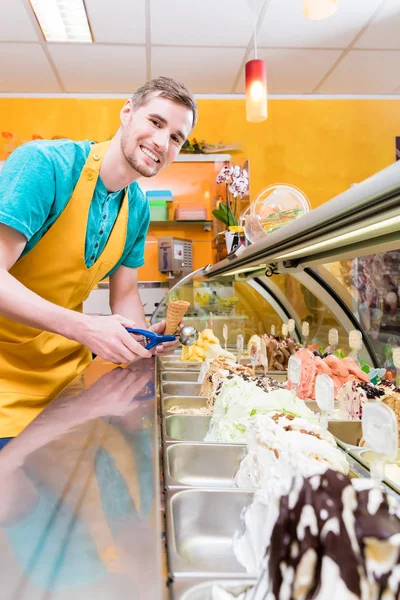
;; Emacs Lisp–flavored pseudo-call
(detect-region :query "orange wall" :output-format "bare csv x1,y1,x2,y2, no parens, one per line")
1,97,400,279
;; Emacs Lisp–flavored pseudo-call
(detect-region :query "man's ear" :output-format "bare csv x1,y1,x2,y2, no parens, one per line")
120,99,133,127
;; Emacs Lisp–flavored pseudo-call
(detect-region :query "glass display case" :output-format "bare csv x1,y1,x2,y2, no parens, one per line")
152,159,400,372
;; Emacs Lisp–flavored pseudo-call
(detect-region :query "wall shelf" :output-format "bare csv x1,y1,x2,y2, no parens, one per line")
149,220,213,231
174,154,231,163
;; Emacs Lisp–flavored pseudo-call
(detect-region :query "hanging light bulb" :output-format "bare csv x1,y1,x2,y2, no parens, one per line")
303,0,337,20
245,23,267,122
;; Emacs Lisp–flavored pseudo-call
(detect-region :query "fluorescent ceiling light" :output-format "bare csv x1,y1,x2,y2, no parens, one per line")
30,0,92,42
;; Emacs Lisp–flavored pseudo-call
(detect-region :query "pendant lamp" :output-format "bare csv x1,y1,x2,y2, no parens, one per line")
245,23,267,122
303,0,337,20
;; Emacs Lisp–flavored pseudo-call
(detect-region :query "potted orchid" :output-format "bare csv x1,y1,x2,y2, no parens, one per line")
213,163,249,253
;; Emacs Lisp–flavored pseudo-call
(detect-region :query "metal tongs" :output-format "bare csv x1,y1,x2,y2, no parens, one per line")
125,325,198,350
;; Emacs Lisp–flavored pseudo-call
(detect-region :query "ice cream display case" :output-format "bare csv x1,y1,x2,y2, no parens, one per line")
152,160,400,598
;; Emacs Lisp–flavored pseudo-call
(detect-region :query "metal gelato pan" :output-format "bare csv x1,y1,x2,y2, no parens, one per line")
164,415,211,443
163,409,344,443
164,443,247,489
161,371,201,383
162,383,202,397
347,448,400,496
328,420,363,448
164,443,370,490
159,360,201,371
171,579,256,599
162,396,209,415
166,489,255,578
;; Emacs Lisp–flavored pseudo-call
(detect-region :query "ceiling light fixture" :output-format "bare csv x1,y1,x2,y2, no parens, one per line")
245,21,267,123
303,0,337,20
30,0,92,42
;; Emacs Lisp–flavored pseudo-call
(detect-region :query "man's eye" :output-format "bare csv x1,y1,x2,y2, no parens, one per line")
151,119,160,127
172,135,180,143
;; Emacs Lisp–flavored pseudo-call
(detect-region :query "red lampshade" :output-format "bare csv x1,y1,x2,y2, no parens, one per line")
245,59,267,123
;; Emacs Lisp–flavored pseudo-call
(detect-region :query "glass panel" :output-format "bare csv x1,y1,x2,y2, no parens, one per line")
152,267,365,358
321,249,400,370
257,273,361,358
151,270,285,347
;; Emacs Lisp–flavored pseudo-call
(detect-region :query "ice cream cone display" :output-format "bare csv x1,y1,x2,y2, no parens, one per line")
164,300,190,334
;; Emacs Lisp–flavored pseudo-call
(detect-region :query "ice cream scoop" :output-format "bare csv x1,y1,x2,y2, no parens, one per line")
179,325,198,346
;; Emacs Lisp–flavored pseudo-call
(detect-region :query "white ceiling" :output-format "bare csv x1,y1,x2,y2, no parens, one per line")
1,0,400,95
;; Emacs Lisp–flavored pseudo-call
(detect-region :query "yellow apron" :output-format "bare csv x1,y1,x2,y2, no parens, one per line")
0,142,128,437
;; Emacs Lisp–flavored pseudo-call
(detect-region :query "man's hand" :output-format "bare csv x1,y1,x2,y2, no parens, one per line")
74,314,152,364
81,362,154,419
148,319,182,356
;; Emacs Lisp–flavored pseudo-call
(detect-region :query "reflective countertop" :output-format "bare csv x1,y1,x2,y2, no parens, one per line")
0,357,164,600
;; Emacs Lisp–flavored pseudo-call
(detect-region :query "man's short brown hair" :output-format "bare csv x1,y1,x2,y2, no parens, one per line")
131,76,197,131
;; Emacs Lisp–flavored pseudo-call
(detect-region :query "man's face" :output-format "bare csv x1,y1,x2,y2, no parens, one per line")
120,94,193,178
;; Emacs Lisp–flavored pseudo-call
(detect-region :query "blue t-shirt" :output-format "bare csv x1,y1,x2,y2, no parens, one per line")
0,139,150,278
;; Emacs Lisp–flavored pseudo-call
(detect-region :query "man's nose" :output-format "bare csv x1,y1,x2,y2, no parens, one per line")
153,129,169,152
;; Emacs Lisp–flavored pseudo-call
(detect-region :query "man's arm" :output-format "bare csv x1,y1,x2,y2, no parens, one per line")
109,265,147,328
109,264,181,355
0,223,151,363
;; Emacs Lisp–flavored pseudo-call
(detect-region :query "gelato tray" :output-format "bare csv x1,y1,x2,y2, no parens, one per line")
160,360,201,371
328,420,363,447
162,383,202,397
161,371,201,383
166,489,255,578
171,579,256,599
164,443,368,490
163,415,362,444
347,448,400,496
164,443,247,489
162,396,208,415
164,415,211,443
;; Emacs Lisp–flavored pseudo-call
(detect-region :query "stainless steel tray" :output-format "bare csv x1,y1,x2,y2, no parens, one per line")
166,489,255,578
161,371,201,383
163,414,361,444
160,360,201,371
163,396,208,415
165,443,372,490
165,444,247,489
164,415,211,443
163,398,321,417
171,579,256,599
328,420,363,448
162,383,202,397
348,447,400,496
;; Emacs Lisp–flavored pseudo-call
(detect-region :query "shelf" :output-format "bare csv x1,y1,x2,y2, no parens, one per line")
149,220,213,231
174,153,231,163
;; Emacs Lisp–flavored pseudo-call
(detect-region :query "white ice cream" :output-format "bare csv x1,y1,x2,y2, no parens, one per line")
236,412,349,492
204,375,316,443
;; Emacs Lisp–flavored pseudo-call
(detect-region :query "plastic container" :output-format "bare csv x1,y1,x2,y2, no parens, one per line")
146,190,173,202
174,204,207,220
245,184,310,244
149,199,168,221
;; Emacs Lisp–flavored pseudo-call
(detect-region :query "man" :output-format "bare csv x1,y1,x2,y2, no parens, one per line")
0,76,197,443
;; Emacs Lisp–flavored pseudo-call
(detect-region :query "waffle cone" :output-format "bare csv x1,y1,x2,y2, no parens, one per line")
165,300,190,334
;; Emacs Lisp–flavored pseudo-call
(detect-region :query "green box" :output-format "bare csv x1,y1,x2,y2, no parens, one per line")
149,199,168,221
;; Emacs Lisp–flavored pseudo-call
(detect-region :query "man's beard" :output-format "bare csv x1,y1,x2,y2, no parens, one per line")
120,135,158,178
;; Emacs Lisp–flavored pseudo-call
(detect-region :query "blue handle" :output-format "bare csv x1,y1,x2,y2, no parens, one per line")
125,328,176,350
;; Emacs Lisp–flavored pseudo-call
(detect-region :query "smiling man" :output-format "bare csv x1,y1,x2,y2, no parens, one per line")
0,76,197,443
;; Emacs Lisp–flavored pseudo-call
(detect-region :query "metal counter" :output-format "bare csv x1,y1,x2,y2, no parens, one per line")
0,357,165,600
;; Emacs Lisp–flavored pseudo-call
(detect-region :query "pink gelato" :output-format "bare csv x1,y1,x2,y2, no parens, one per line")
288,349,369,400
